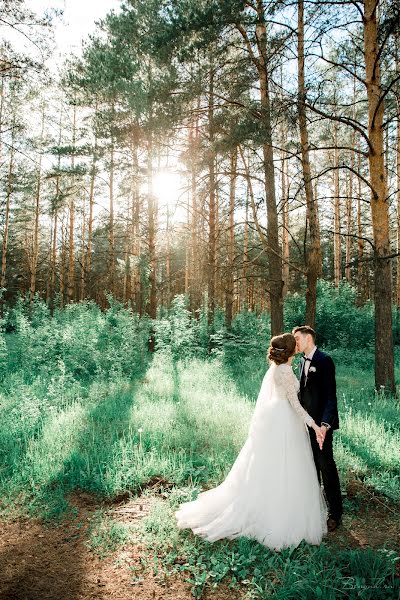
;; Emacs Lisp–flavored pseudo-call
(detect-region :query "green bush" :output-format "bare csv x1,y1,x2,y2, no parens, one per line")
284,281,375,349
155,295,208,360
4,295,151,382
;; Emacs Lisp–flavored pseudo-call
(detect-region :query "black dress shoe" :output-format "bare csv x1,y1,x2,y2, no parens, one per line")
327,517,341,532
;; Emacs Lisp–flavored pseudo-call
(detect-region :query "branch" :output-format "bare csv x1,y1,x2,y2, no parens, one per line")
238,144,306,276
209,91,261,119
371,72,400,130
305,101,373,152
315,164,376,196
325,229,375,250
0,17,45,59
311,43,366,86
234,22,260,71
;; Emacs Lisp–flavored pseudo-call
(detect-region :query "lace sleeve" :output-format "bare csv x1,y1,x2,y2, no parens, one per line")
279,370,314,427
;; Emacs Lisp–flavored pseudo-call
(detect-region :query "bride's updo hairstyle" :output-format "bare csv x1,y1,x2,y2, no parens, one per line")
268,333,296,365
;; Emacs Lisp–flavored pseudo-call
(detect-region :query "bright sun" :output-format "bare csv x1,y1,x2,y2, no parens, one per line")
153,171,183,205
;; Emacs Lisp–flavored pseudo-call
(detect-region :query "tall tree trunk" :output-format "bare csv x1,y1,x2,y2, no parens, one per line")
397,82,400,310
242,186,249,310
0,76,4,170
189,106,200,313
147,131,157,320
356,140,367,305
281,151,290,298
225,147,237,328
60,213,66,308
207,60,216,326
80,197,86,300
67,103,77,303
1,126,14,292
109,133,115,297
49,104,63,314
123,198,131,306
333,123,341,287
131,134,141,313
256,1,283,334
86,128,97,300
184,199,189,297
345,167,353,284
298,0,321,327
49,208,58,315
30,104,45,304
346,75,357,284
166,208,171,307
363,0,394,392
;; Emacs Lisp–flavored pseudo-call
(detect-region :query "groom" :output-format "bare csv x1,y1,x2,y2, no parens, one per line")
292,325,343,532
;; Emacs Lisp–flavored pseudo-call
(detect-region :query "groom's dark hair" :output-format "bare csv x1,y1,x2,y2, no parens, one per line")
292,325,316,341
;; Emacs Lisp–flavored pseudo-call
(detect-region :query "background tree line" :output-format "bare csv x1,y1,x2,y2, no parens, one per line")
0,0,399,390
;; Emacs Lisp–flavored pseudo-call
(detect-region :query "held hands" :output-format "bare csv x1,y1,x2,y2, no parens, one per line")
312,423,326,450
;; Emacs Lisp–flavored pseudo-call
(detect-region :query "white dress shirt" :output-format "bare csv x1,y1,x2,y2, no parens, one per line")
304,345,317,377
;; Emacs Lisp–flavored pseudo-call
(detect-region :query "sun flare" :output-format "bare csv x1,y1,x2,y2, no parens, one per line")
153,171,183,205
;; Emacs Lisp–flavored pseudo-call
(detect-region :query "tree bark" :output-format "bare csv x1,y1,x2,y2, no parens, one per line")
67,103,77,303
345,168,353,284
397,83,400,309
207,60,216,326
1,125,14,292
166,207,171,307
333,122,341,287
225,147,237,328
256,1,283,334
147,130,157,319
30,104,45,304
298,0,321,327
108,130,116,297
281,150,290,298
86,113,97,298
80,197,86,300
60,214,66,308
363,0,394,392
242,186,249,310
355,140,368,305
188,109,201,314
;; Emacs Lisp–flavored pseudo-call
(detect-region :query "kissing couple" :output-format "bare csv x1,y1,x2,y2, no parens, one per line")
175,325,343,550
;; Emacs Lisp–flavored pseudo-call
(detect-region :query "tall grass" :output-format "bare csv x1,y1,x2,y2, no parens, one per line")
0,295,398,597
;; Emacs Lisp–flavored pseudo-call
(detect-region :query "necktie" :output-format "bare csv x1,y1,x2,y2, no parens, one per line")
304,357,311,377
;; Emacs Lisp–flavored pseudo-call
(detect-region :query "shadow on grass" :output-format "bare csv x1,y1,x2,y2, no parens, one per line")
2,357,153,520
336,432,400,498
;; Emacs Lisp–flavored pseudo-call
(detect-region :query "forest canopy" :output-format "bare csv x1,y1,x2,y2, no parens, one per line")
0,0,399,390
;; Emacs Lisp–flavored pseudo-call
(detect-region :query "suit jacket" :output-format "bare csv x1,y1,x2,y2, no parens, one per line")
299,348,339,430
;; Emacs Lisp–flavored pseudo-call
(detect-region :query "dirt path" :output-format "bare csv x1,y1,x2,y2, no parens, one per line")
0,482,398,600
0,492,240,600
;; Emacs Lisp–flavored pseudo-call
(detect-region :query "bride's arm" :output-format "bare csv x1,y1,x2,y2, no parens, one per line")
280,372,324,448
281,372,315,427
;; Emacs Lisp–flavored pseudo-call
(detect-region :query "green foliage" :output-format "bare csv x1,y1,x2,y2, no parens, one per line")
154,294,208,359
284,281,375,349
4,295,151,382
131,495,399,600
0,298,399,600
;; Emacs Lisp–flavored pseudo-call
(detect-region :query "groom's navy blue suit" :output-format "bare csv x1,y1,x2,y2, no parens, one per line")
299,348,343,522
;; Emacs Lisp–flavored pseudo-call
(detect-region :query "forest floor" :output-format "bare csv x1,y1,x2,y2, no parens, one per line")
1,350,399,599
0,479,398,600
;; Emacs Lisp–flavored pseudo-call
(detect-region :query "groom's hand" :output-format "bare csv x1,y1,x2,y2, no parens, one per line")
319,425,327,447
313,425,324,450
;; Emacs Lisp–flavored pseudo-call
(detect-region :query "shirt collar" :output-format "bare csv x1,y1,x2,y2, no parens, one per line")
306,346,317,361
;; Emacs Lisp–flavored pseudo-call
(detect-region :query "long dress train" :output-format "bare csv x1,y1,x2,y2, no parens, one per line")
175,362,328,550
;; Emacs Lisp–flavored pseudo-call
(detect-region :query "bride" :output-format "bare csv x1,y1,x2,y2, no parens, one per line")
175,333,328,550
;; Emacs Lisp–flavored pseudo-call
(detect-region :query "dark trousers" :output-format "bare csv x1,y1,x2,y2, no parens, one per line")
309,428,343,521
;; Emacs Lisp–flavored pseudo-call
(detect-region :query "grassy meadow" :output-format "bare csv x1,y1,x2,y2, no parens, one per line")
0,292,399,599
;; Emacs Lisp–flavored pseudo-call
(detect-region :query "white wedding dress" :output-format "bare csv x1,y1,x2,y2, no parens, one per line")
175,362,328,550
